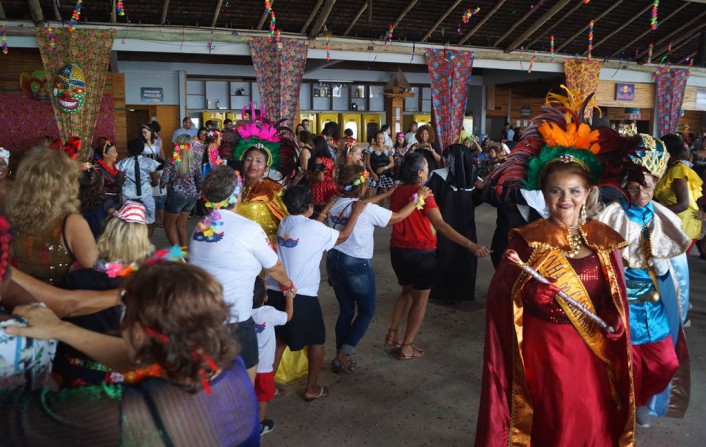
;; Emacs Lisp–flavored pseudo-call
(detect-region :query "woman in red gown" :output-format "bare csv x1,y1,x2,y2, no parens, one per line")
475,94,636,446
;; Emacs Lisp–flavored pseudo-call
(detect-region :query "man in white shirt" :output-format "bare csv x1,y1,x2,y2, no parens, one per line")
381,124,393,147
404,121,418,147
171,117,197,143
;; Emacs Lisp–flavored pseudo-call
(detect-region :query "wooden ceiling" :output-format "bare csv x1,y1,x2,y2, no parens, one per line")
3,0,705,65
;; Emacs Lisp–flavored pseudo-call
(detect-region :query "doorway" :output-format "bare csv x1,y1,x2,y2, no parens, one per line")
126,108,150,143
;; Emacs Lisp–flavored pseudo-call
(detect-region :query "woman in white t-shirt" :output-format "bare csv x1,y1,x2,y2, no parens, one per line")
188,166,295,383
325,164,429,373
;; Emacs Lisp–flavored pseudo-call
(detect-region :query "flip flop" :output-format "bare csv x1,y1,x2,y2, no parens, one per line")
303,386,329,402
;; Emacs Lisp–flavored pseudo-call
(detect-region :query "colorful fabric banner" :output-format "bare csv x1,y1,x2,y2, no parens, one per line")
35,28,115,160
249,38,308,125
425,49,474,150
564,59,602,114
655,67,689,137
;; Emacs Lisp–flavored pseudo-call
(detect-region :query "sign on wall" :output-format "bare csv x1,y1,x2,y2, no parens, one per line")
141,87,164,103
615,83,635,101
696,89,706,110
520,106,532,118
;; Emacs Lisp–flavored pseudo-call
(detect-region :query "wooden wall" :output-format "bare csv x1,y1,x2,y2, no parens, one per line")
486,85,546,126
594,82,655,109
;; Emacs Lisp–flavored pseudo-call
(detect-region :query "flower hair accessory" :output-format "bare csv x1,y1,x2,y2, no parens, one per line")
96,245,186,279
81,162,96,172
206,130,220,139
339,170,370,192
411,192,425,210
197,171,243,243
172,143,190,165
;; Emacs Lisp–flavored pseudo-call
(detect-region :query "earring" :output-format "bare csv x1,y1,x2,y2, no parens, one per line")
579,205,587,225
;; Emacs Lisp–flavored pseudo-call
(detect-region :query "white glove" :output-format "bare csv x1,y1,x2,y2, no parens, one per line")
648,257,669,277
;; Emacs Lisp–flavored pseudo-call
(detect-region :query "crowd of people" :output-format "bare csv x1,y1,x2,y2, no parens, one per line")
0,89,698,445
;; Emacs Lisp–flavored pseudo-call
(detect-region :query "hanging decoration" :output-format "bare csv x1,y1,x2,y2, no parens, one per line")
587,20,594,62
20,69,51,101
519,47,525,70
528,52,536,74
45,21,56,52
647,43,653,64
69,0,83,32
385,23,394,45
651,0,659,31
116,0,125,16
265,0,279,42
583,0,590,3
207,40,214,54
550,35,555,61
462,8,480,23
325,34,331,61
1,24,7,55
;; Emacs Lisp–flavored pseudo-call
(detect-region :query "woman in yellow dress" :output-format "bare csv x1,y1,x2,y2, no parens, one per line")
654,133,703,253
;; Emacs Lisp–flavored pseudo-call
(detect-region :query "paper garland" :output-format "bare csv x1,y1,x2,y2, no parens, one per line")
325,34,331,61
264,0,279,42
117,0,125,16
69,0,83,32
651,1,659,31
647,43,653,64
550,35,555,61
587,20,594,62
1,24,7,55
45,21,56,52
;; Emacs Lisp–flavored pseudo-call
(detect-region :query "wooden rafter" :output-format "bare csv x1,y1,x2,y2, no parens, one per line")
308,0,337,39
422,0,464,43
301,0,325,34
458,0,506,45
651,22,706,61
257,0,274,30
504,0,573,52
343,1,368,36
582,1,653,54
0,0,6,20
526,1,583,48
27,0,44,25
50,0,61,21
392,0,419,30
556,0,627,53
492,0,546,47
637,10,706,59
211,0,224,28
160,0,172,25
111,0,116,23
610,2,690,57
368,0,372,22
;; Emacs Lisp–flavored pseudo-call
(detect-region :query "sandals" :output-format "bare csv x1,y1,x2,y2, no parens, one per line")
384,328,402,348
396,344,424,360
331,356,355,374
303,385,329,402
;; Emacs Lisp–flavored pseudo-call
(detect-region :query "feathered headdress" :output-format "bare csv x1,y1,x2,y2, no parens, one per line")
49,136,81,160
486,86,638,195
232,103,298,178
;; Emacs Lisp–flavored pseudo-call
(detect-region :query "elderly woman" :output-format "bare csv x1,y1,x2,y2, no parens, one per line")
597,135,690,427
2,260,260,445
476,97,635,445
96,140,121,213
386,153,489,359
6,149,98,285
189,166,295,383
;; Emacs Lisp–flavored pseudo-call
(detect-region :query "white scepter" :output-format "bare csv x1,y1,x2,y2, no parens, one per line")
505,249,615,334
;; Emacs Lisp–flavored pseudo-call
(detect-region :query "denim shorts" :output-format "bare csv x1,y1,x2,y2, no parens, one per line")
154,195,166,211
165,194,198,214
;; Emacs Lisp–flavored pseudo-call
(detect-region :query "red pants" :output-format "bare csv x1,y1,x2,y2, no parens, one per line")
632,336,679,406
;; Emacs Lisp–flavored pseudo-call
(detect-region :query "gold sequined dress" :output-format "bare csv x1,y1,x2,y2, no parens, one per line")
236,178,288,245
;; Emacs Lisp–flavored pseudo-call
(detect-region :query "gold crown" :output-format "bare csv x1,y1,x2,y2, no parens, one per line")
633,134,670,179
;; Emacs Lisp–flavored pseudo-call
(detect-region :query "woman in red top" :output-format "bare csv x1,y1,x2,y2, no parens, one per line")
309,136,337,212
386,152,490,359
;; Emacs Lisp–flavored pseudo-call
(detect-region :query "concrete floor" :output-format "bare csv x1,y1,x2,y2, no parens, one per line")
159,203,705,446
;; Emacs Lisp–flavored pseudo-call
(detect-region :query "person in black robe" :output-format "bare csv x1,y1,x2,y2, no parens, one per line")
427,144,485,302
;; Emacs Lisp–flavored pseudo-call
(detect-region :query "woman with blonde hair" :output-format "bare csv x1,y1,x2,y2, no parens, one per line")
6,149,98,285
161,134,203,246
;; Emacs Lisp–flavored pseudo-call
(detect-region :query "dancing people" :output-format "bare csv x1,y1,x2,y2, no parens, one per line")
475,94,636,446
597,134,690,427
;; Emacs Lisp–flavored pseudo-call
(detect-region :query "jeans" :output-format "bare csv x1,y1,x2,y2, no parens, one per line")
326,249,376,356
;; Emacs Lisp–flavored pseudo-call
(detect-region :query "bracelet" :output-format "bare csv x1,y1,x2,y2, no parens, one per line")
279,281,296,295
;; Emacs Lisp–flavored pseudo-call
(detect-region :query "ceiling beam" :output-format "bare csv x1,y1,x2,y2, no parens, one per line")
368,0,372,22
525,1,583,48
458,0,506,45
343,2,368,36
581,1,652,54
637,10,706,59
308,0,337,39
257,0,274,30
160,0,172,25
392,0,419,28
111,0,116,23
304,59,342,74
0,1,6,20
301,0,324,34
421,0,464,43
492,0,546,47
50,0,61,21
610,2,690,57
650,22,706,61
211,0,224,28
504,0,573,52
555,0,626,53
27,0,44,25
